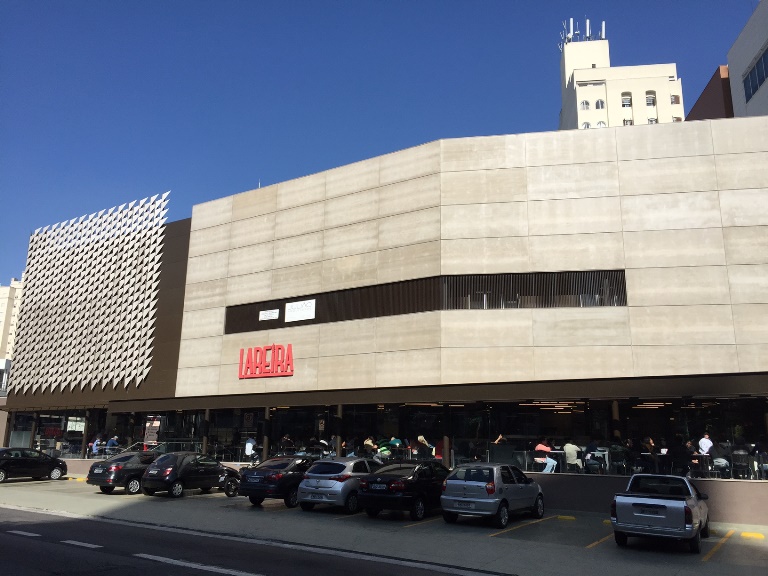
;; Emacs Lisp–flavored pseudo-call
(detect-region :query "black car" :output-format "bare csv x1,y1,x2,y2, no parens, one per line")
358,460,449,521
86,451,159,494
0,448,68,483
141,452,240,498
239,456,314,507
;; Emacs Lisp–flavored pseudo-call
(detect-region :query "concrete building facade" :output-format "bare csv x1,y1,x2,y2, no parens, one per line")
728,0,768,117
0,278,23,445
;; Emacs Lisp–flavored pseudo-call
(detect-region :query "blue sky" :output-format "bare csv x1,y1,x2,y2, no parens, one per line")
0,1,760,283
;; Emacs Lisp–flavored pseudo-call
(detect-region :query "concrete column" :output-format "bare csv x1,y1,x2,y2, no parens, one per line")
262,407,270,462
80,412,90,459
336,405,343,456
29,413,38,449
3,410,13,447
611,400,621,440
202,408,210,455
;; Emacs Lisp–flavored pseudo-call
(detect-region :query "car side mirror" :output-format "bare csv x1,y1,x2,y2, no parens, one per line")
700,493,708,500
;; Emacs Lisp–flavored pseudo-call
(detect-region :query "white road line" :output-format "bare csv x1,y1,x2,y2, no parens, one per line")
134,554,265,576
7,530,41,537
61,540,103,549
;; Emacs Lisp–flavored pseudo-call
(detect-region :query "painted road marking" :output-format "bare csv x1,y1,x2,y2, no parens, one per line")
7,530,40,537
404,517,443,528
557,515,576,521
602,519,612,525
135,554,266,576
741,532,765,540
702,529,735,563
489,515,555,537
586,534,614,549
61,540,103,549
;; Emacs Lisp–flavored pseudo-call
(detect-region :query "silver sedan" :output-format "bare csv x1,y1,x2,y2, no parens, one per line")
298,457,383,514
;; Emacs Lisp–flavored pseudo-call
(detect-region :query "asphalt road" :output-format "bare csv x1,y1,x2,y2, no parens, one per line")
1,476,767,576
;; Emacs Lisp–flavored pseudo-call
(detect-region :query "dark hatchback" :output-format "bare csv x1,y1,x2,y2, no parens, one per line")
239,456,314,507
0,448,67,483
141,452,240,498
87,451,159,494
358,460,449,521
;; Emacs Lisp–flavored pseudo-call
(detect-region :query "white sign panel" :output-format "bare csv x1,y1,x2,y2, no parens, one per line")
285,299,316,323
259,309,279,321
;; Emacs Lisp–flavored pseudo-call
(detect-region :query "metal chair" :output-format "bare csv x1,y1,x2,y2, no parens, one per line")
731,450,751,479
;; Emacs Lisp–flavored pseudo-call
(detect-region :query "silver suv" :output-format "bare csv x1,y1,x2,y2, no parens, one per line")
298,457,382,514
440,463,544,528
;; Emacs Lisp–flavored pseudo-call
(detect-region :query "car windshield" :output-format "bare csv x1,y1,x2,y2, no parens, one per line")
448,467,492,482
105,454,135,464
375,464,417,477
307,462,346,475
256,459,291,470
154,453,180,466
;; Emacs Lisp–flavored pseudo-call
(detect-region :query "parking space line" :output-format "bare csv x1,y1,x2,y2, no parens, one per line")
702,529,734,563
489,515,554,537
61,540,102,549
404,517,443,528
332,514,359,520
586,534,613,549
741,532,765,540
557,515,576,521
7,530,41,537
602,519,612,525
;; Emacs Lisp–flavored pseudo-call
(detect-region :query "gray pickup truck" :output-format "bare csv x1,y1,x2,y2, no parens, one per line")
610,474,710,553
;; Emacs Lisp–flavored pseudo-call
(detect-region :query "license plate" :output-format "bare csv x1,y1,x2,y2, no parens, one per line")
219,476,226,482
148,469,158,475
639,507,659,515
248,477,261,483
455,501,474,509
94,468,103,474
371,483,387,490
310,494,323,500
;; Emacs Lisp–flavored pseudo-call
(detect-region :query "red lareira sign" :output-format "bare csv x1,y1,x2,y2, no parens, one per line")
238,344,294,379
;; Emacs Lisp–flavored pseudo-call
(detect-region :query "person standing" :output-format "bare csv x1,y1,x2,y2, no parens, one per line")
699,432,713,454
244,436,257,462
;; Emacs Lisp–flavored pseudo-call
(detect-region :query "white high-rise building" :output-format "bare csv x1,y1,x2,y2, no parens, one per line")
559,18,685,130
0,277,22,446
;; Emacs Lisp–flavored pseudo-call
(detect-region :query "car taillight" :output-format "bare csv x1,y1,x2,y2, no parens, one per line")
107,465,123,473
390,480,405,492
485,482,495,495
267,473,284,482
610,499,617,519
684,505,692,525
359,479,368,489
303,474,309,480
162,467,174,477
442,479,447,492
329,474,351,482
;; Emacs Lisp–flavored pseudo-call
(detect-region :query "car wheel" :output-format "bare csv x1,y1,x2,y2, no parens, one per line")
300,502,315,511
343,491,360,514
443,511,458,524
169,480,184,498
365,507,381,518
200,486,212,494
284,488,299,508
614,531,628,547
224,479,239,498
142,487,156,496
531,495,544,519
689,528,702,553
494,502,510,529
410,496,426,521
126,478,142,495
701,517,710,538
99,486,115,494
49,467,63,480
0,469,7,483
249,495,265,506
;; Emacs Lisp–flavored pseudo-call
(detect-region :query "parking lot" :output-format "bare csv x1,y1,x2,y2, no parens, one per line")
1,476,767,576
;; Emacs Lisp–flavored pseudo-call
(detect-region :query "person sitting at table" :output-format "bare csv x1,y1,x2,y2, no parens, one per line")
584,436,605,474
668,435,696,476
562,437,582,472
534,437,557,473
708,435,731,478
640,436,659,473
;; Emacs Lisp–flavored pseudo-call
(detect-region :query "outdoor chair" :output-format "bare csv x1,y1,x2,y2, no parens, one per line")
731,450,750,479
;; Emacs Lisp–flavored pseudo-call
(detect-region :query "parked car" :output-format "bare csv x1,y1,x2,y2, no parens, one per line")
298,457,382,514
611,474,709,553
87,451,159,494
141,452,239,498
440,463,544,528
0,447,67,483
239,456,314,507
358,460,449,521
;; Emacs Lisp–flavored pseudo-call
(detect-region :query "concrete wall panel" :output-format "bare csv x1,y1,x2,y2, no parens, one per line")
191,196,233,231
623,228,726,269
325,158,379,199
228,243,274,277
534,346,634,380
629,305,735,345
619,156,718,195
275,202,325,240
231,186,277,221
271,262,323,300
377,241,441,284
723,226,768,264
183,279,227,312
318,354,375,390
225,271,272,306
737,344,768,372
379,142,440,186
177,336,223,368
615,121,714,160
710,116,768,154
442,202,528,239
229,213,275,249
324,188,378,229
632,345,738,376
441,237,530,275
272,232,323,269
533,308,631,347
441,169,527,205
323,222,378,261
186,252,229,284
527,162,618,201
376,312,441,352
319,319,376,356
374,349,441,387
441,134,525,171
321,252,379,292
716,153,768,190
529,196,622,236
728,264,768,304
732,304,768,344
175,366,221,397
441,347,534,384
719,189,768,227
378,174,441,218
188,224,231,258
529,232,625,271
626,266,730,306
621,191,722,231
526,129,617,166
180,307,226,340
277,172,326,211
441,310,533,348
378,207,441,250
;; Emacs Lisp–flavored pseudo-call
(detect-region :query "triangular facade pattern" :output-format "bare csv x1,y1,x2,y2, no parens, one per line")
10,193,169,394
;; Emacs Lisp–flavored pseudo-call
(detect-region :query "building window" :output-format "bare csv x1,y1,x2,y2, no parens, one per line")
596,121,606,127
670,94,681,105
580,100,590,110
623,119,634,126
595,99,605,109
744,46,768,103
581,122,591,129
621,92,632,107
645,91,656,106
648,118,658,124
